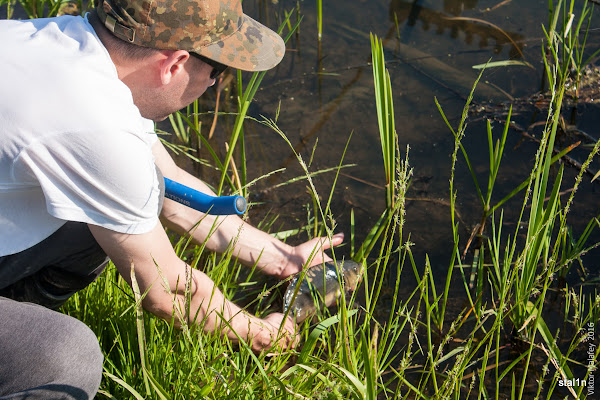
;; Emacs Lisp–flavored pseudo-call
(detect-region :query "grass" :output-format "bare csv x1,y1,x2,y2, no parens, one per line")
3,0,600,398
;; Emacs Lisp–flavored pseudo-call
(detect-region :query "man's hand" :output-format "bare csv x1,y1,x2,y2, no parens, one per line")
276,232,345,279
249,313,298,354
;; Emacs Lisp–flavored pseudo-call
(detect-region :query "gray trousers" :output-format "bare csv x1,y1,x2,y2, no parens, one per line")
0,222,107,399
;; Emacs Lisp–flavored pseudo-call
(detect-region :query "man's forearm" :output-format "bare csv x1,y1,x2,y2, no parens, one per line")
150,266,287,351
90,221,294,353
153,142,337,279
160,168,300,277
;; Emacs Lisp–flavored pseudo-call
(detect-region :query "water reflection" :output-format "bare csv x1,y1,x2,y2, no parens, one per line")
390,0,524,58
442,0,479,15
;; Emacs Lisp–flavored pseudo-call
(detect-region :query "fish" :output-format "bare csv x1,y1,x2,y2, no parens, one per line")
283,259,363,323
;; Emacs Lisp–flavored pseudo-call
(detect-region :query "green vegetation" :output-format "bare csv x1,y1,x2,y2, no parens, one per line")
2,0,599,398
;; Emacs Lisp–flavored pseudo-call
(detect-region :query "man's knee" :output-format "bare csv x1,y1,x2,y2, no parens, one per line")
47,315,104,397
0,299,103,399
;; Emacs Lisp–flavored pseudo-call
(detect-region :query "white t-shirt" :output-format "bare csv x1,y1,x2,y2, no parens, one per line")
0,15,161,256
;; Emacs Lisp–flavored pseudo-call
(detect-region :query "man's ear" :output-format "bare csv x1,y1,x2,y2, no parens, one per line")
159,50,190,85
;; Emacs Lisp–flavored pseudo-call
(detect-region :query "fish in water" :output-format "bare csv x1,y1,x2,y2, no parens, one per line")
283,259,363,323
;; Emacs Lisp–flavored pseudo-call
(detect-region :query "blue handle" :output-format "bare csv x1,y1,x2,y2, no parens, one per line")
164,178,247,215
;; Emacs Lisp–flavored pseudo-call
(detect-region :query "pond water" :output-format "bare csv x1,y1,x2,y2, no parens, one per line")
4,0,595,283
192,0,600,282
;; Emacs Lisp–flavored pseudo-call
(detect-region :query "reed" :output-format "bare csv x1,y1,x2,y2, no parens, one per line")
167,99,202,150
12,0,60,18
546,0,600,100
370,33,397,211
316,0,322,42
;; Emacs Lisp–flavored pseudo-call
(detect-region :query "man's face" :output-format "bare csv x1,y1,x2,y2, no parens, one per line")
137,54,217,122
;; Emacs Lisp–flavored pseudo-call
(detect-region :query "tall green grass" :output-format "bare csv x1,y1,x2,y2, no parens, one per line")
434,1,600,398
546,0,600,100
370,33,397,211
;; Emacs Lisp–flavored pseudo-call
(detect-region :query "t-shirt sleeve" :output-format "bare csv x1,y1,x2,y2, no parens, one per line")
14,128,161,234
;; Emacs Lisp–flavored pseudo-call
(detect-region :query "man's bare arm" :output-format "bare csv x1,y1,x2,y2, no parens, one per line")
152,140,344,278
88,222,295,352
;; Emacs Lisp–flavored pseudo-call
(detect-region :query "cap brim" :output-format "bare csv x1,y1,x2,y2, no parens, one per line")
194,14,285,72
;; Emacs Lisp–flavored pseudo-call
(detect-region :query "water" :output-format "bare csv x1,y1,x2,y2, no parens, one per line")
203,0,600,277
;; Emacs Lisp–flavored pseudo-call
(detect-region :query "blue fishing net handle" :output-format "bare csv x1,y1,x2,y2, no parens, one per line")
164,177,247,216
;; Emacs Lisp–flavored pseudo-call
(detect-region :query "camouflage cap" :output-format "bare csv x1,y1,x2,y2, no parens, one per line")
96,0,285,71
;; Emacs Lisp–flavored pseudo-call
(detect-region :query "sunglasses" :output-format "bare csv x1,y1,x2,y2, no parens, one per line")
190,53,228,80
